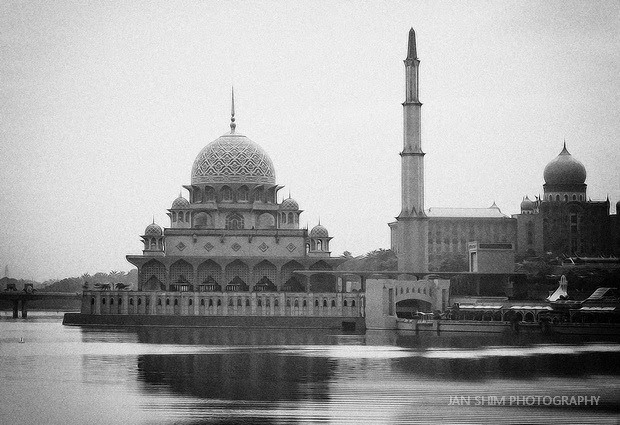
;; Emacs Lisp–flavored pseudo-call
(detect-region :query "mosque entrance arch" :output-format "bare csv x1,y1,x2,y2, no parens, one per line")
395,299,432,319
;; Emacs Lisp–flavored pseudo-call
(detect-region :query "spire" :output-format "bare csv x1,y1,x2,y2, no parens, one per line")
561,139,569,154
230,86,236,133
406,27,417,60
152,216,155,224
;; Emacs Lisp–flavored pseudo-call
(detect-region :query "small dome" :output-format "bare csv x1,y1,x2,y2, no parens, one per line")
521,196,535,211
144,222,162,236
310,224,329,238
171,195,189,209
544,144,586,185
280,197,299,210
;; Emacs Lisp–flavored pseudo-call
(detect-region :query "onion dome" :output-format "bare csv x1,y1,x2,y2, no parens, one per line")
280,197,299,210
543,143,586,185
171,195,189,209
310,224,329,238
144,222,162,236
520,196,535,211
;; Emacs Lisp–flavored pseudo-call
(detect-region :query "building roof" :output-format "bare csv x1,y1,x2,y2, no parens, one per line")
425,207,509,218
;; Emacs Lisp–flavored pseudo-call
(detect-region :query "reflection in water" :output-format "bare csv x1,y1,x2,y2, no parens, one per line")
79,327,620,423
2,315,619,425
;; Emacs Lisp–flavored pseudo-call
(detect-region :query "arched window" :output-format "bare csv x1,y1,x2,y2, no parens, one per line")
208,299,213,307
258,298,262,307
288,212,293,223
204,186,215,202
221,186,232,202
102,298,106,305
157,298,162,306
331,299,336,307
323,299,327,307
317,240,322,251
556,195,560,201
246,299,251,307
303,299,307,307
572,194,577,200
225,213,244,230
579,195,584,201
110,298,114,305
286,299,291,307
138,298,142,305
129,298,134,306
305,243,310,254
228,298,234,306
315,300,319,307
185,212,190,222
343,300,348,307
172,212,177,222
294,299,299,307
201,299,205,306
274,299,279,307
351,300,356,307
217,299,221,306
237,298,242,306
564,195,568,201
166,298,170,306
238,186,249,202
91,297,95,305
281,213,287,224
189,299,193,306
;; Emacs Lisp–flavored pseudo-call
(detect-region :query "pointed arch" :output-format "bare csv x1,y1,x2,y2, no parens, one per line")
141,260,166,290
225,260,249,286
225,212,244,230
253,260,277,286
170,260,193,286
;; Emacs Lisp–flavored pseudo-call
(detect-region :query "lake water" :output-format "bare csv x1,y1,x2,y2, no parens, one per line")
1,312,619,424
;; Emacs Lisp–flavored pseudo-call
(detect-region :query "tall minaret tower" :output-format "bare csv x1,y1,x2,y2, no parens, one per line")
395,28,428,272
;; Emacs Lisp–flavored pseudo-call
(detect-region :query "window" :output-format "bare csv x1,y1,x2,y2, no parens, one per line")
204,186,215,202
331,300,336,307
174,299,178,306
286,299,291,307
110,298,114,305
201,299,205,306
221,186,232,202
266,298,270,307
274,299,279,307
166,298,170,306
138,298,142,306
246,299,250,307
237,298,242,306
102,298,106,305
228,298,234,306
157,298,162,306
323,299,327,307
257,298,262,307
303,300,307,307
225,213,244,230
217,299,222,306
129,298,134,306
238,186,249,202
344,300,348,307
317,240,322,251
189,299,193,306
91,297,95,305
351,300,356,307
294,299,299,307
315,300,319,307
572,194,577,200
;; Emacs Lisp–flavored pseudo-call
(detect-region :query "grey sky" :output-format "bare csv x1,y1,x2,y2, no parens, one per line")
1,1,618,281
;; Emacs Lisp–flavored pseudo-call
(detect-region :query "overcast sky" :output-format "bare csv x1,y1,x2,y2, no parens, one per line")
1,1,618,281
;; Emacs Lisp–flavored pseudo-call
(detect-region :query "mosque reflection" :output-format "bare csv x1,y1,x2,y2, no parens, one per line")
78,327,620,406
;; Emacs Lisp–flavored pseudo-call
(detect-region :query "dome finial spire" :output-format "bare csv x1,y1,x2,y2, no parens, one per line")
406,27,417,60
230,86,236,134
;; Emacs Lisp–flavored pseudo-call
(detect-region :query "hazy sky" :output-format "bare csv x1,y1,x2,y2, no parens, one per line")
1,1,618,281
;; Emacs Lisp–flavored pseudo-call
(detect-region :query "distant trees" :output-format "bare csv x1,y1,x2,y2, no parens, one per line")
338,249,397,271
39,269,138,293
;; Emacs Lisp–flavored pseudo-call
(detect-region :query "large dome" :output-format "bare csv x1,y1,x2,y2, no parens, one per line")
191,132,276,185
543,144,586,185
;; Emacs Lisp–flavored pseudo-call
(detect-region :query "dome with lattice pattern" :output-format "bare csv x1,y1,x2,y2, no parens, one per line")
144,223,162,236
171,195,189,209
280,197,299,210
191,132,276,185
310,224,329,238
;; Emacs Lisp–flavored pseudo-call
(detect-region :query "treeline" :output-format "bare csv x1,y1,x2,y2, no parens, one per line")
38,270,138,293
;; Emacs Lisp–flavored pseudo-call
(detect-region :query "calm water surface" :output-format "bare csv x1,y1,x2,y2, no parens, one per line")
0,312,619,424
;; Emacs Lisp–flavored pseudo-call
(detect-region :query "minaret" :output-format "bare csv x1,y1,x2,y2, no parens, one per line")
396,28,428,272
401,27,425,217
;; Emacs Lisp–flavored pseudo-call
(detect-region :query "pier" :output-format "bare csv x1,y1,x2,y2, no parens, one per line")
1,290,81,318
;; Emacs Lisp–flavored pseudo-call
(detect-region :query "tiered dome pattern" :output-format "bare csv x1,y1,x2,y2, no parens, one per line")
310,224,329,238
191,132,276,185
144,223,163,236
171,196,189,209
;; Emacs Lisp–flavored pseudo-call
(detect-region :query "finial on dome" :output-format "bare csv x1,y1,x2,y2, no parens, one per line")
561,139,569,154
288,190,291,199
152,216,155,224
406,27,417,60
230,86,236,134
